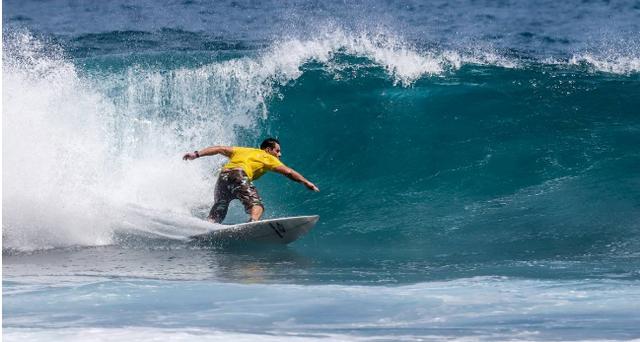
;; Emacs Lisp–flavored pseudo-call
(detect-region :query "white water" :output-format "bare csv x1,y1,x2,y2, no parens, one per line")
2,32,217,250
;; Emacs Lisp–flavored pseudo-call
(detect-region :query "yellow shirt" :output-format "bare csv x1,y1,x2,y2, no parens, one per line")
223,147,284,181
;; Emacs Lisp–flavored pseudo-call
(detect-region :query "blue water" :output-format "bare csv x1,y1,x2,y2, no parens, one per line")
3,0,640,340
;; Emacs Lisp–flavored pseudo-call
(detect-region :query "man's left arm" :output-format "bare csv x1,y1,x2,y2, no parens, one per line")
182,146,233,160
273,165,320,192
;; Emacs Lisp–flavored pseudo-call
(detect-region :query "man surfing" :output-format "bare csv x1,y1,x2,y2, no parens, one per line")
183,138,319,223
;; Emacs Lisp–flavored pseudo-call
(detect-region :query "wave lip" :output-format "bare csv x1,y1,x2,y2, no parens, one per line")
262,29,521,86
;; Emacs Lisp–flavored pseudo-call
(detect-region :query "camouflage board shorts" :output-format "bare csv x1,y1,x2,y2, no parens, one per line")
208,168,263,223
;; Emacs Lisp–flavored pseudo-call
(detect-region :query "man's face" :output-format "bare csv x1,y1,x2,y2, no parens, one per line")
266,143,281,159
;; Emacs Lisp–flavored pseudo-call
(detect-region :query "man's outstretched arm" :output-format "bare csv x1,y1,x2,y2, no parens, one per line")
273,165,320,192
182,146,233,160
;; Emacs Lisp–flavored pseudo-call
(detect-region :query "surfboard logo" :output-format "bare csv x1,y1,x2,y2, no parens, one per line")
269,222,286,238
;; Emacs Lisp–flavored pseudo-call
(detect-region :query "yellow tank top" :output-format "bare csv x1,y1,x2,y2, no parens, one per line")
222,147,284,181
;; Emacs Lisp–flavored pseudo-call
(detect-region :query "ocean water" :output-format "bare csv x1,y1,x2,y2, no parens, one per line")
3,0,640,340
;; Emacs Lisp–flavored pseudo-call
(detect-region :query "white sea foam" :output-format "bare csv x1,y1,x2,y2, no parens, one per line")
2,32,222,250
569,53,640,74
2,328,327,342
2,328,489,342
1,327,547,342
3,32,115,249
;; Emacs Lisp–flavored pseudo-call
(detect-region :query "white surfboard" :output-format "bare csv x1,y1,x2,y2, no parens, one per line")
190,215,319,245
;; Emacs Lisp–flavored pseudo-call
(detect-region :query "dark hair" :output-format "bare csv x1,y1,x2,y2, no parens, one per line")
260,137,280,150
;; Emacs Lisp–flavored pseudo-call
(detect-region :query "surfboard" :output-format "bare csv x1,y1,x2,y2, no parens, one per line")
189,215,319,245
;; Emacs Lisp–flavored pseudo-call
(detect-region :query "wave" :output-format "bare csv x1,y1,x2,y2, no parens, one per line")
3,29,640,257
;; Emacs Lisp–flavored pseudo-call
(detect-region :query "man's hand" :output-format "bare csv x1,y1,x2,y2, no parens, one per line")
182,152,198,160
305,181,320,192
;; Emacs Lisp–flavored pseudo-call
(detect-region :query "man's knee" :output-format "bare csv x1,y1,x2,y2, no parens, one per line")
246,203,264,214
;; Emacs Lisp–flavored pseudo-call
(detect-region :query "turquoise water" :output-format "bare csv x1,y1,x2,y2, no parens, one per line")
3,0,640,340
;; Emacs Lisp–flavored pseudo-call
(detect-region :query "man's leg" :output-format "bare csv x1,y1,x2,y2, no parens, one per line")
208,174,232,223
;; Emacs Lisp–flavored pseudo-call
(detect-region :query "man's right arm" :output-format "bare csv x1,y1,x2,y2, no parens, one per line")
273,165,320,192
182,146,233,160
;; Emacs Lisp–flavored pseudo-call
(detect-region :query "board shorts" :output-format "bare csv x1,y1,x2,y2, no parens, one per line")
208,168,263,223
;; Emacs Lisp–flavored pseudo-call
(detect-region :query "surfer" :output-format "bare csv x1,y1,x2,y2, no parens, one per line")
183,138,319,223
